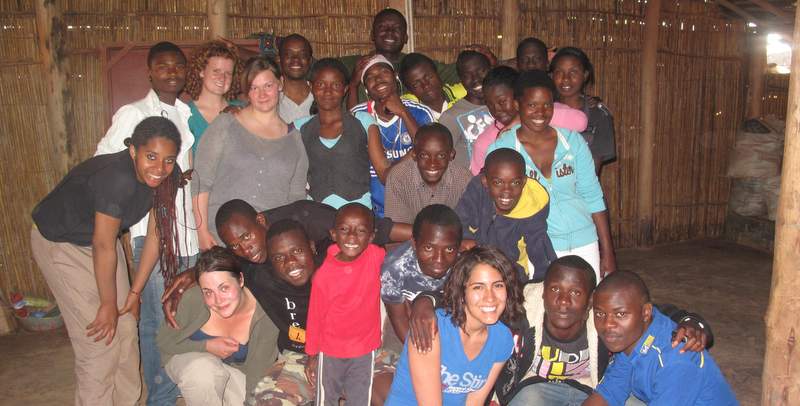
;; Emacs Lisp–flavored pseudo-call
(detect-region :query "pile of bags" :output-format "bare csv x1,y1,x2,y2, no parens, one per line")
727,118,784,220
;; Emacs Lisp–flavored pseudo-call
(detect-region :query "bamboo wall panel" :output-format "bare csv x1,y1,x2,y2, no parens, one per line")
653,9,744,244
0,4,56,299
763,73,789,120
413,0,503,64
512,0,745,248
228,0,389,58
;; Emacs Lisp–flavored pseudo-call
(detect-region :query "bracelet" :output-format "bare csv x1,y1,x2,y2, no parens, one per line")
681,316,704,330
128,289,141,296
420,294,436,308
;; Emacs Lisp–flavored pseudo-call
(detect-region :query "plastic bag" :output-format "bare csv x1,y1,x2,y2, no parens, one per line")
729,178,766,217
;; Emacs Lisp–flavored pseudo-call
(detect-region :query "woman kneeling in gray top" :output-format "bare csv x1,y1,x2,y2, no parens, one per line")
192,55,309,249
157,247,279,405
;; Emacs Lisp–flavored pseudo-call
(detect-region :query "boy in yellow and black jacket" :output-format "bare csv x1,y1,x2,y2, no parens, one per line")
455,148,557,282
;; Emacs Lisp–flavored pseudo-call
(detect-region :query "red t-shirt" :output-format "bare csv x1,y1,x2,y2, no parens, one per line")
305,243,385,358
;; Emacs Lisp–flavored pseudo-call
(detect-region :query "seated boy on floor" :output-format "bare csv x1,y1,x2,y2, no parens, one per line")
584,271,737,406
384,123,473,224
494,256,715,406
456,148,557,282
306,203,386,405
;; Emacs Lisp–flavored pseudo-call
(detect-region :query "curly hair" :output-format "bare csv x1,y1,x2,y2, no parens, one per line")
184,40,244,101
442,246,524,330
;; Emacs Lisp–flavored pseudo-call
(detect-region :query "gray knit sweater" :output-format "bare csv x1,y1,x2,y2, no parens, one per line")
192,113,309,239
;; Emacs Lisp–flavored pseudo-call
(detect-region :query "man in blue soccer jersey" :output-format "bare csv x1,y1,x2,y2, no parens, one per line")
351,54,434,217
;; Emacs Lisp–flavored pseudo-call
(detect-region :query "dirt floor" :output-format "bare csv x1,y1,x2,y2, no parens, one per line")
0,239,769,406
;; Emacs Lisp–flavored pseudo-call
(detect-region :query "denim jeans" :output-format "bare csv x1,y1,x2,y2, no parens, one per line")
508,381,647,406
132,237,198,406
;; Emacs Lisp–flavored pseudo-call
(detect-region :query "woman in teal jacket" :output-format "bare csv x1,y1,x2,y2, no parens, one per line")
487,70,615,282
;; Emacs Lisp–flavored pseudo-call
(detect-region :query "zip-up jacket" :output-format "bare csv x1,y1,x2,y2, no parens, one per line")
455,176,557,282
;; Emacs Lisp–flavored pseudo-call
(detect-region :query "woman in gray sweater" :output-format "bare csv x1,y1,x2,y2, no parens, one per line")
192,55,309,248
157,247,279,405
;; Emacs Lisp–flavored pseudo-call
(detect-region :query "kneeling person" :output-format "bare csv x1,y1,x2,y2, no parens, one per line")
584,271,737,406
157,248,279,405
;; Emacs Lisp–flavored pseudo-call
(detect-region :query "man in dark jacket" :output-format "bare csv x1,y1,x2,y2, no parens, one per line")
456,148,557,282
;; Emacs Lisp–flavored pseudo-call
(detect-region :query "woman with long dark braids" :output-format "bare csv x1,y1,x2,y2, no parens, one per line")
31,116,184,405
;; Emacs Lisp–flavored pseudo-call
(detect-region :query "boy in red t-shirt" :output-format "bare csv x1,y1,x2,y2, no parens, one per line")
306,203,386,405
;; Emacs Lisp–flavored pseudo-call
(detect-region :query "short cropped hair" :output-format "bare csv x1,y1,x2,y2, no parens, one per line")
595,270,651,303
483,65,519,92
513,69,557,100
412,204,463,242
484,148,526,175
516,37,548,62
147,41,185,67
215,199,258,233
546,255,597,291
414,122,453,150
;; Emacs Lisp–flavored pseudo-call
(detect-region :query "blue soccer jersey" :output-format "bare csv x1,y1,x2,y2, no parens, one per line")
596,308,738,406
352,99,434,217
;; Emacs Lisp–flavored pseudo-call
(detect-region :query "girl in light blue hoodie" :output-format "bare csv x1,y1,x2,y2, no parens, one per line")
487,70,615,283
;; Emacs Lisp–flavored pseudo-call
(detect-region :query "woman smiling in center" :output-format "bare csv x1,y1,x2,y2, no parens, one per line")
385,247,523,406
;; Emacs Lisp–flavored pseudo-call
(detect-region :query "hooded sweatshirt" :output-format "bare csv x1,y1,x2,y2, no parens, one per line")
455,176,557,282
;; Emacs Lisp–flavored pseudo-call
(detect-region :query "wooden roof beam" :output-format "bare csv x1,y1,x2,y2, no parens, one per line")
716,0,792,37
748,0,793,24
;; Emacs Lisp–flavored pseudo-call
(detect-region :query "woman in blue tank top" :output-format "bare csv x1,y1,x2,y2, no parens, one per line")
386,246,524,405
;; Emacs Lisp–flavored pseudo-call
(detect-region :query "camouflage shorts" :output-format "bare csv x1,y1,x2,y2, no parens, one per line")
253,349,399,406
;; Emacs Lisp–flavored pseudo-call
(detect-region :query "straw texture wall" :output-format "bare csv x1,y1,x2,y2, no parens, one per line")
525,0,741,248
2,0,746,299
763,73,789,119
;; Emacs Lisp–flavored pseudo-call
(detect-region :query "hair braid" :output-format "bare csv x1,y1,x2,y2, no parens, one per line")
153,169,192,286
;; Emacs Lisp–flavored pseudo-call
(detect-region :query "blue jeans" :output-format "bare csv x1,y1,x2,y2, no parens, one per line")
133,237,198,406
508,381,647,406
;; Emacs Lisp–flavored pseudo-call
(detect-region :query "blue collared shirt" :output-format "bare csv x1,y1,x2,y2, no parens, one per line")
596,308,738,406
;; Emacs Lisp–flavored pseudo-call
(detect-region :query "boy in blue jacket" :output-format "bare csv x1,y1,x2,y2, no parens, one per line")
584,271,738,406
455,148,557,282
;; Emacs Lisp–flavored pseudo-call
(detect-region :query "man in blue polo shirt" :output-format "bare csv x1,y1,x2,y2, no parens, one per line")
584,271,738,406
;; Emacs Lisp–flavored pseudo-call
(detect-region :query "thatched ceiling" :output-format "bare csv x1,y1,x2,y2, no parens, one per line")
716,0,795,35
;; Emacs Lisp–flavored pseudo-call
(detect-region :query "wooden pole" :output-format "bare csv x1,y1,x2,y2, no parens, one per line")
208,0,228,39
501,0,519,60
761,7,800,405
389,0,414,52
747,34,766,119
35,0,72,174
637,0,660,246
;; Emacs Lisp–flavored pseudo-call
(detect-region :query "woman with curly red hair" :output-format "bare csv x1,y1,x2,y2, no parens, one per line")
184,40,245,156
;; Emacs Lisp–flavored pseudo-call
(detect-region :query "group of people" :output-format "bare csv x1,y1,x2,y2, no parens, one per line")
30,7,738,406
